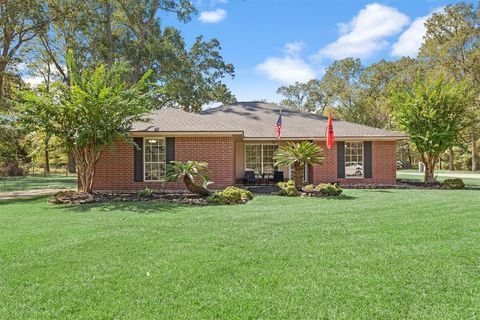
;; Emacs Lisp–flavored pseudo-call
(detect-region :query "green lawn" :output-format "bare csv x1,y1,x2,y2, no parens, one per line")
1,190,479,319
397,170,480,189
0,175,77,192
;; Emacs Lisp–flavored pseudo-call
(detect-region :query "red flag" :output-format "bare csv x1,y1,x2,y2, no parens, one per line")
326,109,334,149
274,111,282,141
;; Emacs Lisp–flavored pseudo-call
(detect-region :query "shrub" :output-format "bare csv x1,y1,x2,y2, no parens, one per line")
316,183,343,196
277,180,299,196
207,186,253,205
137,188,154,197
303,184,316,192
302,183,343,197
442,178,465,189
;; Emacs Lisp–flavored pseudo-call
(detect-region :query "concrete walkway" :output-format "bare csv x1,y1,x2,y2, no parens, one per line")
0,189,69,201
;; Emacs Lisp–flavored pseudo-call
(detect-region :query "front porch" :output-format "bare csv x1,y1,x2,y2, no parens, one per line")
234,140,312,186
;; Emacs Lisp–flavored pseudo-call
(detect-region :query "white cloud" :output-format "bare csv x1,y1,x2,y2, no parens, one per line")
391,8,443,57
199,9,227,23
284,41,305,56
391,16,428,57
316,3,409,60
256,43,316,84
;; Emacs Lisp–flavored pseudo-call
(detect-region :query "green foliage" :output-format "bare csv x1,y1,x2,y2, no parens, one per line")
158,33,236,112
442,178,465,190
393,77,471,183
315,183,343,196
19,50,156,192
420,2,480,171
273,141,324,168
137,188,154,197
303,184,316,192
303,183,343,196
167,160,212,196
276,79,331,114
277,180,299,197
274,141,323,190
207,186,253,205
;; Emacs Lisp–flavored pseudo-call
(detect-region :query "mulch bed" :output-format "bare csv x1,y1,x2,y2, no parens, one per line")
48,190,209,205
342,180,452,190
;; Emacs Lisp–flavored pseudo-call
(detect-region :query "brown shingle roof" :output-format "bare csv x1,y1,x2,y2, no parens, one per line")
130,107,239,132
131,102,407,139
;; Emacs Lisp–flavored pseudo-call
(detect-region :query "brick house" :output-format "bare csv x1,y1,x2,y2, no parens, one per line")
92,102,407,191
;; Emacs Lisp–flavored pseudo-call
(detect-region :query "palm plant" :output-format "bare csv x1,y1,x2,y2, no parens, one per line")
167,161,212,196
273,141,324,190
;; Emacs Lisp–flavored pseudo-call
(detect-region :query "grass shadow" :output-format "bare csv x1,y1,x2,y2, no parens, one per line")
323,194,357,200
57,200,185,215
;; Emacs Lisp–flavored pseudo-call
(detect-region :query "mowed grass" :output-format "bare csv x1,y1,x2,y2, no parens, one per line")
0,175,77,192
1,190,479,319
397,170,480,189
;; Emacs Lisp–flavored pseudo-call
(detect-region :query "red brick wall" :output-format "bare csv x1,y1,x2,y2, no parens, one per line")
312,141,397,185
91,137,235,192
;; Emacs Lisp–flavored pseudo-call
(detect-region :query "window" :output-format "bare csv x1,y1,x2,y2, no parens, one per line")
144,138,166,181
345,141,363,178
245,144,278,174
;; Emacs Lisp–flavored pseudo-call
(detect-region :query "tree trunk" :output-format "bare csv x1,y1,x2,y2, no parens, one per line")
44,137,50,177
0,61,6,100
448,149,454,171
75,146,101,194
183,175,210,196
472,133,478,171
423,154,438,185
293,162,304,191
67,152,76,173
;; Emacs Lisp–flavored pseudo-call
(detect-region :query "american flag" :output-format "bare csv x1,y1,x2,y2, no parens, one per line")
275,111,282,140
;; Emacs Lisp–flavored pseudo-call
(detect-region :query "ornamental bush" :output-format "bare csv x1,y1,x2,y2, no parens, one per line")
207,186,253,205
302,183,343,197
137,188,154,197
277,180,299,196
442,178,465,189
316,183,343,196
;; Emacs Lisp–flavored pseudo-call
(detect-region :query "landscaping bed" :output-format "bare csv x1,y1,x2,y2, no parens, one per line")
48,186,254,205
48,190,209,205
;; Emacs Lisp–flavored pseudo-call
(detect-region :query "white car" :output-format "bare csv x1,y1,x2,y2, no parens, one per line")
345,162,363,177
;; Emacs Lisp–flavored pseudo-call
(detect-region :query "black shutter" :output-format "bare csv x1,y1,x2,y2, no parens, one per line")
337,141,345,178
166,137,175,164
133,137,143,182
364,141,372,178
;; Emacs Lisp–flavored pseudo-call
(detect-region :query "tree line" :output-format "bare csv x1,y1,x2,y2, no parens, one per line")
0,0,236,177
277,2,479,172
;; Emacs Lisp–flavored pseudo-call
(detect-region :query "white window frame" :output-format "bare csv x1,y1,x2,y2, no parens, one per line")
244,144,278,175
344,141,364,179
143,137,167,182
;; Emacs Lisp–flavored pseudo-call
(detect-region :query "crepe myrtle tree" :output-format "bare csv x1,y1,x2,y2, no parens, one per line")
166,160,212,196
273,141,324,190
21,50,156,193
393,77,471,184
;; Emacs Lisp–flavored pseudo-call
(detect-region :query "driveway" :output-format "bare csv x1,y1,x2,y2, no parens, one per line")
0,189,68,201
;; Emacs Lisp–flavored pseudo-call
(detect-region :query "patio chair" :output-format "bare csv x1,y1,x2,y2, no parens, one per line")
244,170,256,185
273,170,284,184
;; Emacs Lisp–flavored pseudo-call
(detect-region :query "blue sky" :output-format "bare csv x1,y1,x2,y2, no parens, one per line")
165,0,472,103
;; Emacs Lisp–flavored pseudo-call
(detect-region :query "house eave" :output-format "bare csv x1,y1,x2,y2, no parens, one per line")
242,136,408,141
130,130,244,137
